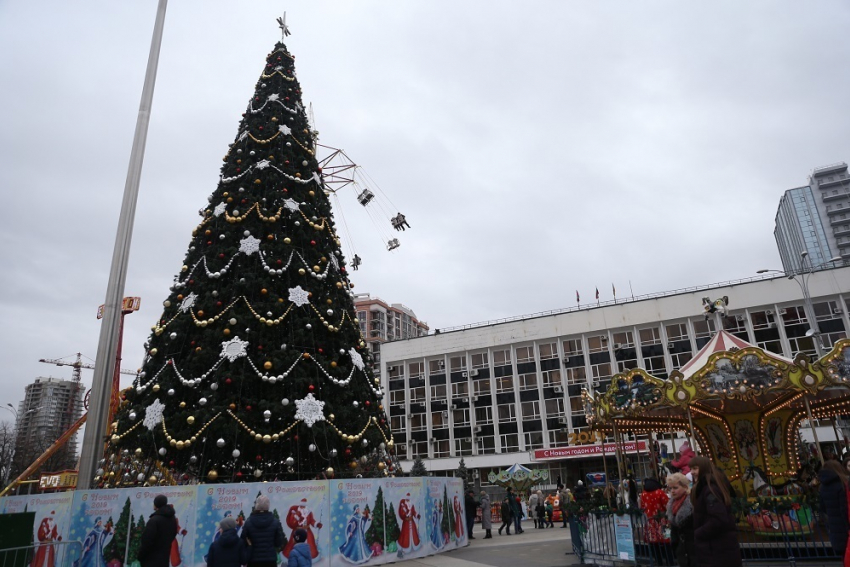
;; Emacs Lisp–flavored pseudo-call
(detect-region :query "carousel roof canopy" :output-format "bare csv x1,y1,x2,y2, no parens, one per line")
678,330,793,380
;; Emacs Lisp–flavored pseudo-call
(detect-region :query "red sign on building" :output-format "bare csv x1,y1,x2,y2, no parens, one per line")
533,441,647,460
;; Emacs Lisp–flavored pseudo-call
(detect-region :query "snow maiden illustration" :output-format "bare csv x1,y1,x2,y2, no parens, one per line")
338,505,373,564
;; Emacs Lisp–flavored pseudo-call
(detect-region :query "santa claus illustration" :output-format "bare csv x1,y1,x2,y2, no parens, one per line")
31,511,62,567
283,498,322,559
452,495,464,539
169,512,188,567
396,493,420,557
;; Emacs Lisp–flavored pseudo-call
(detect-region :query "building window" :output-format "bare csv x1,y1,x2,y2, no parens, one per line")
545,398,565,417
644,355,667,376
390,390,405,405
563,339,583,356
434,440,450,458
477,436,496,455
410,414,427,431
498,404,517,422
432,411,449,429
473,380,492,396
723,316,746,334
430,385,447,401
500,434,519,453
412,441,428,458
454,438,473,456
591,363,611,380
639,327,662,345
475,406,493,425
524,431,544,450
548,429,570,446
671,351,693,369
813,301,841,321
409,362,424,379
429,359,446,374
666,323,689,342
391,415,406,432
612,331,635,348
453,408,470,425
450,356,467,371
693,319,715,338
493,349,512,366
451,382,469,398
587,335,608,354
521,401,540,420
542,369,562,387
410,387,426,403
518,373,538,390
750,311,774,330
565,366,587,385
538,342,558,360
569,396,584,415
387,364,403,379
515,346,534,363
782,306,807,325
471,352,489,369
496,375,514,393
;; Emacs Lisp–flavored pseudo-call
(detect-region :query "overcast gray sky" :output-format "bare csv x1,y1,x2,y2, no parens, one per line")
1,1,849,418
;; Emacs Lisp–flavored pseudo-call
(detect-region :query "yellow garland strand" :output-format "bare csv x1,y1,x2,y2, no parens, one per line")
247,131,281,145
260,69,296,81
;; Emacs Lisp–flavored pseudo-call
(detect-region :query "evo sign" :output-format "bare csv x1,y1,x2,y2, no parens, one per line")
533,441,647,460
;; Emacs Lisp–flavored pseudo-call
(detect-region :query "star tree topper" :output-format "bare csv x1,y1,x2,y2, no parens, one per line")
294,393,325,428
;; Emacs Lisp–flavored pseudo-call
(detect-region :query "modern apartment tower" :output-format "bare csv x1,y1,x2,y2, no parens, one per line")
353,293,429,378
12,377,84,477
775,162,850,273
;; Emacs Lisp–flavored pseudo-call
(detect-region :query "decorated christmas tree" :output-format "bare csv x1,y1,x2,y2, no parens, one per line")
385,502,401,550
364,486,386,549
128,515,145,565
441,486,455,540
104,497,131,563
102,18,399,485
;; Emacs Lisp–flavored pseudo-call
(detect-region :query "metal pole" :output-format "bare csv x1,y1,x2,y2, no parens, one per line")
612,421,625,503
804,396,825,466
78,0,169,489
600,429,611,508
686,407,698,453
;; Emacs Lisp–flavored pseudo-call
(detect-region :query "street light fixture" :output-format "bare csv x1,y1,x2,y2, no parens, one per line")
756,252,842,465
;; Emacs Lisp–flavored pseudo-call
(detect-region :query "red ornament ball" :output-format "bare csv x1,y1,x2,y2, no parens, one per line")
365,401,371,407
318,348,323,354
308,385,315,392
225,378,232,385
246,405,252,411
256,455,263,462
169,460,175,467
236,472,243,478
310,240,316,246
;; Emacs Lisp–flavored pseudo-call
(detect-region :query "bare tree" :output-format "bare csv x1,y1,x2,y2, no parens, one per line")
0,420,16,489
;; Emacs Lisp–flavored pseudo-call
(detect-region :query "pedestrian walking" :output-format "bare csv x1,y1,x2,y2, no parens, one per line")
138,495,179,567
559,487,572,528
818,460,849,559
534,491,545,529
666,473,694,567
528,491,540,529
544,498,555,528
506,488,523,533
689,456,741,567
479,492,493,539
498,497,513,535
464,490,479,540
241,495,285,567
286,529,312,567
206,517,243,567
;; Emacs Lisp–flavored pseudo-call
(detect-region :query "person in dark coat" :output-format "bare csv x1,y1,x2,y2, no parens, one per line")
287,529,312,567
241,495,285,567
506,488,524,534
818,460,849,557
498,498,513,535
689,456,741,567
574,480,589,502
479,492,493,539
666,473,695,567
138,495,179,567
206,517,243,567
464,490,479,539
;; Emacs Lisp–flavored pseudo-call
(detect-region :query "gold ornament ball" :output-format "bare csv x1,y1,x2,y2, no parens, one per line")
263,435,272,444
349,460,358,470
260,288,268,295
181,265,189,272
264,361,273,370
284,237,291,244
170,439,177,447
207,470,219,481
330,362,337,368
326,467,335,477
328,414,335,421
223,329,231,336
298,268,306,276
149,476,158,484
336,282,343,289
187,416,195,425
377,462,386,470
386,440,394,450
110,434,120,443
176,441,185,450
135,447,143,455
150,348,158,356
374,378,380,385
326,299,332,305
152,384,161,392
313,266,320,273
179,401,186,409
308,190,315,197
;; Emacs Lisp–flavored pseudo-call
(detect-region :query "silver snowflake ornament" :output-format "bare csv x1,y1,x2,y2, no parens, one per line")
349,347,365,371
213,202,227,217
288,286,310,307
179,292,198,313
239,235,261,256
268,93,280,102
294,393,325,428
143,399,166,431
221,336,249,362
283,198,300,212
329,255,339,271
279,124,291,136
255,159,271,170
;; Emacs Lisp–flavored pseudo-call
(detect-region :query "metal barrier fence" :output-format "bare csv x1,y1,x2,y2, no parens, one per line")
573,503,843,566
0,541,82,567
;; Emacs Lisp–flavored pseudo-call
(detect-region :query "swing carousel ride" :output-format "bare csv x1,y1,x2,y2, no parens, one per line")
583,321,850,535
